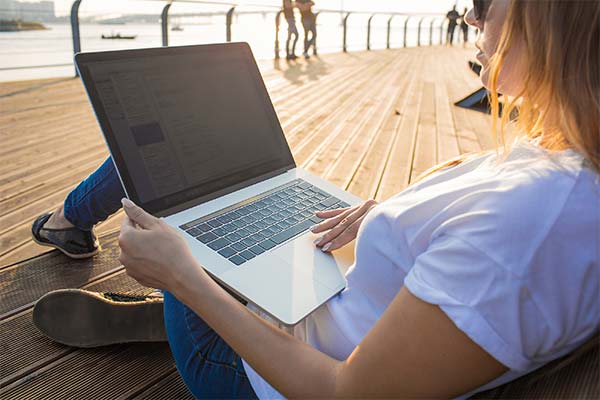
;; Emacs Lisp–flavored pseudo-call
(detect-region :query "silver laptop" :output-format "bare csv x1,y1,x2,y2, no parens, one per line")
75,43,361,325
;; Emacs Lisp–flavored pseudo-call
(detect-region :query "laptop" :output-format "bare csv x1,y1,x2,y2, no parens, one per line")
75,42,361,325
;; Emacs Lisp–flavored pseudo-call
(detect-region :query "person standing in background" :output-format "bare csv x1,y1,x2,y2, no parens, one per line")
460,7,470,47
296,0,317,59
446,5,460,45
283,0,299,60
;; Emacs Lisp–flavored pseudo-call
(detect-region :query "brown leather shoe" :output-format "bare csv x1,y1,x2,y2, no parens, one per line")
33,289,166,348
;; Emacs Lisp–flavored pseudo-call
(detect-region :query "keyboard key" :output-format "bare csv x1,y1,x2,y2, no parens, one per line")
198,232,218,244
225,232,242,242
266,225,282,233
270,219,313,244
279,210,293,218
254,220,269,229
222,223,237,233
242,237,258,247
320,197,339,208
246,225,259,234
208,238,230,251
217,215,232,224
219,246,237,258
240,250,256,260
228,210,242,219
258,209,272,217
246,203,259,211
253,231,268,241
231,220,246,228
298,180,312,189
212,227,227,237
339,201,350,208
236,228,250,238
232,241,248,252
249,245,266,255
277,220,292,230
229,255,246,266
237,207,251,216
186,227,201,237
310,215,323,223
258,239,277,250
207,219,223,228
195,223,212,232
262,216,277,225
241,215,257,224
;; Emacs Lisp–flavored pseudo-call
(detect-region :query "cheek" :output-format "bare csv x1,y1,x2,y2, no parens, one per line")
479,43,526,96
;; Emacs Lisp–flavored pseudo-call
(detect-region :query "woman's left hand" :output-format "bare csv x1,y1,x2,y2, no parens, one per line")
118,198,205,292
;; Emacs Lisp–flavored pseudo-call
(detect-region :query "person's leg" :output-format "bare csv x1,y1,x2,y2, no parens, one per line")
163,291,258,399
290,20,299,58
302,18,310,57
286,21,293,58
32,157,125,258
62,157,125,230
309,19,317,55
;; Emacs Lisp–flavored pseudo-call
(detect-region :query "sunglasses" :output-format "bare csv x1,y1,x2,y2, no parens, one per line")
473,0,492,21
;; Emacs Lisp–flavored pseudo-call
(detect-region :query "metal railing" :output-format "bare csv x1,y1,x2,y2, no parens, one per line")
1,0,463,77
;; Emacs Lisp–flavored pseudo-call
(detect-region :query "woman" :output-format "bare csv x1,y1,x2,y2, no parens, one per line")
33,0,598,398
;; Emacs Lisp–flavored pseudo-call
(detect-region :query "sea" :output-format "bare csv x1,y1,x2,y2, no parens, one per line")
0,13,448,82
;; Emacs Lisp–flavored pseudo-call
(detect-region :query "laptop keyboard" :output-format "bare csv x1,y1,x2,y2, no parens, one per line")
179,179,349,266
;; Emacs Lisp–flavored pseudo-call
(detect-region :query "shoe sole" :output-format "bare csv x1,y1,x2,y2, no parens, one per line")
32,234,100,259
33,289,166,348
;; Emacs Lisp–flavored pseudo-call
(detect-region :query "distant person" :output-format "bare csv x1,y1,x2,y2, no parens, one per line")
283,0,298,60
460,7,470,46
446,5,460,45
296,0,317,59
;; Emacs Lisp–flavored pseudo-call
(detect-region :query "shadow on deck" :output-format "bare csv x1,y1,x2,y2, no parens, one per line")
1,47,598,398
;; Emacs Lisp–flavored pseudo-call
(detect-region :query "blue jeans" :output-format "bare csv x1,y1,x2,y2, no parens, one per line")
63,157,257,399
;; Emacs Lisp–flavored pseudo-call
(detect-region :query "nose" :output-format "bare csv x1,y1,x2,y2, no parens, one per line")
465,7,482,29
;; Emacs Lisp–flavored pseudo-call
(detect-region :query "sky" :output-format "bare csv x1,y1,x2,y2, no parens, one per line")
41,0,473,17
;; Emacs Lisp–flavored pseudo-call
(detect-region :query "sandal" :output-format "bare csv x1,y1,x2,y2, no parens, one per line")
31,212,100,259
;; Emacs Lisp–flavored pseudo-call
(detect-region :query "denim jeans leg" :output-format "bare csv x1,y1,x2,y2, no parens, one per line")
63,157,125,231
163,291,258,399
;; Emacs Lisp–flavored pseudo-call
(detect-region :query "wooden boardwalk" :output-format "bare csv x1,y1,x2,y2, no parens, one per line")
7,46,594,399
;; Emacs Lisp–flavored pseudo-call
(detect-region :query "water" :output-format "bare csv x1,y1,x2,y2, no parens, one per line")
0,13,451,82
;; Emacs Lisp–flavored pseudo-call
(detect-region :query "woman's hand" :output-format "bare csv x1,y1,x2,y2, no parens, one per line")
118,198,205,292
310,199,378,252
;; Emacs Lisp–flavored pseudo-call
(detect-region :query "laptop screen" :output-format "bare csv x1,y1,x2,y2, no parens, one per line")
76,43,295,216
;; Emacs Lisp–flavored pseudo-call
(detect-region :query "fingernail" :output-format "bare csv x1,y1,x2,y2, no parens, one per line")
322,243,332,252
313,237,322,245
121,198,133,207
310,225,318,232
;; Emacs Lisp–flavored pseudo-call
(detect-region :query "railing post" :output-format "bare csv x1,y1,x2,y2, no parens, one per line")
342,12,351,53
439,19,444,44
226,6,235,42
429,18,434,46
417,17,425,47
70,0,82,76
274,10,282,59
161,2,172,47
403,16,410,48
367,14,375,51
386,15,394,49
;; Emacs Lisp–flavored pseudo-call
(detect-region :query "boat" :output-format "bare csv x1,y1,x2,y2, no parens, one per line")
171,24,184,31
101,33,137,40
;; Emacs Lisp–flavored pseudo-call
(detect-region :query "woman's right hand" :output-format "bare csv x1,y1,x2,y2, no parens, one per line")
310,199,378,252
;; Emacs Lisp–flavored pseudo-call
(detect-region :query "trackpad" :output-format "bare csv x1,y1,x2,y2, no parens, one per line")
271,232,352,290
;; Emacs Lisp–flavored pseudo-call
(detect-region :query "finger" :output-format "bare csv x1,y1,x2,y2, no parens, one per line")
121,198,158,230
314,201,373,246
315,207,351,218
310,207,355,234
321,217,363,252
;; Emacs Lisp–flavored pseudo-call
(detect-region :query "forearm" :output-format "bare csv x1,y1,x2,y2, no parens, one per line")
174,263,341,398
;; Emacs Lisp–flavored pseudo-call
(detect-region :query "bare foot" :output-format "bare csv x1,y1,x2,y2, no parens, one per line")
44,205,76,230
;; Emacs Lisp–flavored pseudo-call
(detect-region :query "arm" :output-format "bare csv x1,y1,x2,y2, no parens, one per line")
119,199,508,398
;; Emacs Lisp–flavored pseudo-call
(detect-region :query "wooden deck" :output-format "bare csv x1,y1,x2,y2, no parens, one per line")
0,46,500,398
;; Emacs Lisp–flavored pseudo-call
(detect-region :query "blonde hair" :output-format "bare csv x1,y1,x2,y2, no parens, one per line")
416,0,600,183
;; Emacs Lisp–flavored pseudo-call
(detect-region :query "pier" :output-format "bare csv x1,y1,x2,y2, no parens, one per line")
0,45,597,398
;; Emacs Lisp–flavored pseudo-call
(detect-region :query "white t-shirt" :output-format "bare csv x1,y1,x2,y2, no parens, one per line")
243,137,600,399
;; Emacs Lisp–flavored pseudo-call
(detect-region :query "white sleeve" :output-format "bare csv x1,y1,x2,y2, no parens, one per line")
404,233,543,372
